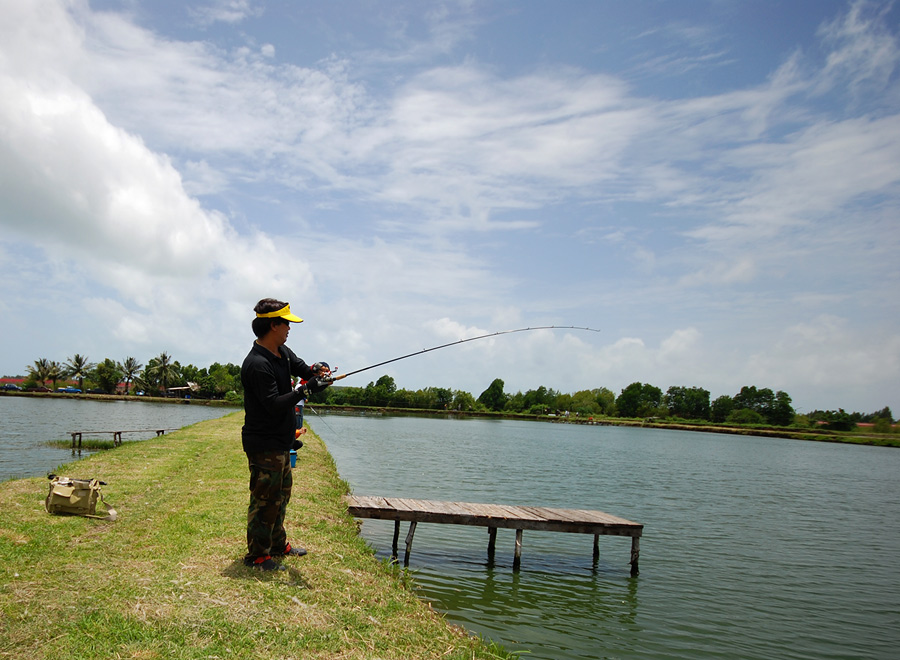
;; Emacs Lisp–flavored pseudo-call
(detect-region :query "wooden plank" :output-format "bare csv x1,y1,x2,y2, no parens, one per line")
423,499,463,516
493,504,546,521
519,506,579,523
384,497,418,512
521,506,629,525
576,509,641,525
349,495,386,509
444,500,477,517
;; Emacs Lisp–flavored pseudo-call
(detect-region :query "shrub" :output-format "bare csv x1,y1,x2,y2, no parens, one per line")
727,408,766,425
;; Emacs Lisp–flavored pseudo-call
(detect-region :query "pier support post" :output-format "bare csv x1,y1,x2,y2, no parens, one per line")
630,537,640,576
391,520,400,561
513,529,523,571
113,432,122,447
404,522,417,567
487,527,497,562
70,432,82,450
593,533,600,562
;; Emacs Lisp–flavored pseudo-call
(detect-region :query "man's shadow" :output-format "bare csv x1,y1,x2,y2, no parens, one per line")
222,559,311,588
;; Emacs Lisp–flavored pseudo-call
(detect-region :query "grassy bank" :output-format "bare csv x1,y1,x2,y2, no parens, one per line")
0,412,513,659
309,404,900,448
628,418,900,447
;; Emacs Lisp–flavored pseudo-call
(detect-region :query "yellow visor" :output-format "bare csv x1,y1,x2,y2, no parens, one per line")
256,304,303,323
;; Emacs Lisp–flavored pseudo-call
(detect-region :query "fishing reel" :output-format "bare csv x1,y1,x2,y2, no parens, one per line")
311,362,334,378
311,362,337,385
305,362,336,393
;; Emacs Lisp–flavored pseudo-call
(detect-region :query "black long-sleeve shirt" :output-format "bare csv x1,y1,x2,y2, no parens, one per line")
240,342,316,453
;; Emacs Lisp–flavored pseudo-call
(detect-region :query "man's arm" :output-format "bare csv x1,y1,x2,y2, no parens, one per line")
248,361,305,414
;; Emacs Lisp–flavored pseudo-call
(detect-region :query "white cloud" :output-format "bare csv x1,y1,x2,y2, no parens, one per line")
817,0,898,96
744,315,900,410
0,0,898,416
0,0,319,371
189,0,263,26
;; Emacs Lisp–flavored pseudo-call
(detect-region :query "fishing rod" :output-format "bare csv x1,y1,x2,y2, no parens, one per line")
328,325,601,382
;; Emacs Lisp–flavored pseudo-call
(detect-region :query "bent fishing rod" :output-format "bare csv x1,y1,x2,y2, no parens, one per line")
327,325,601,382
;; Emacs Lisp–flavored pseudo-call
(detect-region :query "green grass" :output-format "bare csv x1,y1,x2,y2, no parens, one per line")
0,413,517,659
46,438,129,450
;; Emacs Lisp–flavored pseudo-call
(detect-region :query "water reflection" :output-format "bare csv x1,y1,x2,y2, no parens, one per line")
415,552,641,659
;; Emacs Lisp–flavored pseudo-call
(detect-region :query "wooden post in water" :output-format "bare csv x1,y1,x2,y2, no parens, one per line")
391,520,401,561
113,432,122,447
630,537,640,576
404,521,417,566
487,527,497,562
513,529,523,570
70,432,82,450
593,533,600,562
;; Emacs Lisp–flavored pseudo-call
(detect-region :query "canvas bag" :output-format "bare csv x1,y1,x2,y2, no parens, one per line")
45,475,117,521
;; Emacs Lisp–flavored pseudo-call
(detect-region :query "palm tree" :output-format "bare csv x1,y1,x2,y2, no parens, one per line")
146,352,179,395
27,358,51,387
118,356,143,395
48,361,63,390
131,372,149,395
64,354,95,391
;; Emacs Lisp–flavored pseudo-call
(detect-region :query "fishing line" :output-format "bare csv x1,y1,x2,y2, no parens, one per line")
330,325,600,382
304,403,340,438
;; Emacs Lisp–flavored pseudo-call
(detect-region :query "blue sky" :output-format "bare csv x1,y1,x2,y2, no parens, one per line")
1,0,898,415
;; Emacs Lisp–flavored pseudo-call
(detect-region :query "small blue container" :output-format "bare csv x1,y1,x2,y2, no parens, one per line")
289,449,297,468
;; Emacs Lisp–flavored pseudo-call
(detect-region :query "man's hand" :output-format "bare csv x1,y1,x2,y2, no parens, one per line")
306,376,333,393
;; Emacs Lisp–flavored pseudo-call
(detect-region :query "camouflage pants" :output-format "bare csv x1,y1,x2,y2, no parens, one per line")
245,450,292,560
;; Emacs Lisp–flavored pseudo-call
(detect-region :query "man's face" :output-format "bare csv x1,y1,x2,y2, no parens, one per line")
271,319,291,345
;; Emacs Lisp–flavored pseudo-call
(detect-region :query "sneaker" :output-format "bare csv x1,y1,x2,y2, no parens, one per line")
246,555,286,571
279,542,307,557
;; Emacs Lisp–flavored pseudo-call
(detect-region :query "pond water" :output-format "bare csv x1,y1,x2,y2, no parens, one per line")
0,395,238,482
311,412,899,660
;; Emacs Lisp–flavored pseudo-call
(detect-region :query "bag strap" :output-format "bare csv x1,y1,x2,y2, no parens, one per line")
76,479,117,521
82,490,117,521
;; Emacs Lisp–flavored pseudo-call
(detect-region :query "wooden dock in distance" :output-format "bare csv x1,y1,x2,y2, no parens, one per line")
346,495,643,575
69,429,177,449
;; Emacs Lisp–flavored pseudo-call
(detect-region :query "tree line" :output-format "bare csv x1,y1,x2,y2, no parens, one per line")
12,354,895,431
19,353,241,403
309,374,896,431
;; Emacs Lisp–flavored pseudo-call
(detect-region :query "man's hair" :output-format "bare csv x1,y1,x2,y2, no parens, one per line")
251,298,289,338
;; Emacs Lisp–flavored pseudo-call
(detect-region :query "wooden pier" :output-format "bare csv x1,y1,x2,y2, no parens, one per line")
346,495,643,575
69,429,177,449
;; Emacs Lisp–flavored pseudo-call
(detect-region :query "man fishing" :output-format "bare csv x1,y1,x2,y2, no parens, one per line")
240,298,332,571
